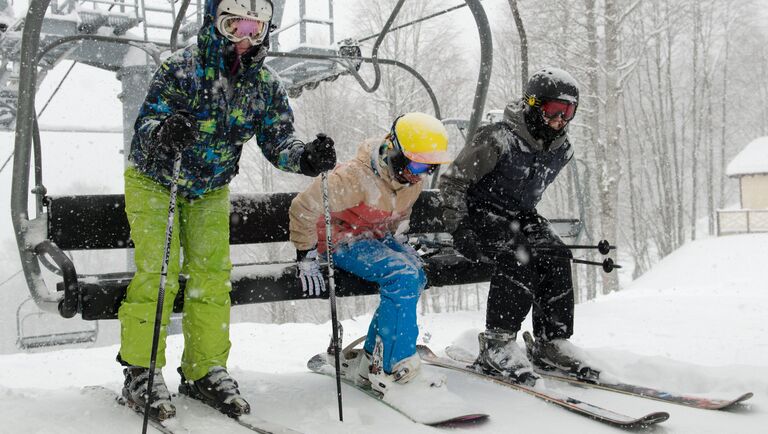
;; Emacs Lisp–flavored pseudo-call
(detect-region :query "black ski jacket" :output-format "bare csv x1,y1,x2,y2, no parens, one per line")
439,101,573,231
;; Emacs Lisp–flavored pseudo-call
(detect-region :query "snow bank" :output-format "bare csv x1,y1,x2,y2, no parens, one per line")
1,234,766,433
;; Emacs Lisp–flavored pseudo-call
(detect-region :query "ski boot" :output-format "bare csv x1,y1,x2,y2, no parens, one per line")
178,366,251,417
121,366,176,421
368,337,446,395
474,329,540,386
523,331,600,382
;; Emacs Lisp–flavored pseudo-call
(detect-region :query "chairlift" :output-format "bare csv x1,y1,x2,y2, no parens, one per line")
16,297,98,350
9,1,581,329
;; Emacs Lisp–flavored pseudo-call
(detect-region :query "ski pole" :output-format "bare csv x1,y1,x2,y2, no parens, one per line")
572,257,620,273
484,247,622,273
535,252,621,273
321,171,344,422
142,152,182,434
419,237,616,256
533,239,615,255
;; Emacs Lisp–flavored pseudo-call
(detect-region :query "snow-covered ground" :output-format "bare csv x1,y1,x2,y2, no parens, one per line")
1,233,766,433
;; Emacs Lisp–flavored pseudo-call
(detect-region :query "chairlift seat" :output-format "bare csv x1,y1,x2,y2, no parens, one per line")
45,190,580,320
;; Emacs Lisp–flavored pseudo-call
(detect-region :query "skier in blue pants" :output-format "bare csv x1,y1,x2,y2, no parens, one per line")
334,235,426,375
289,113,451,392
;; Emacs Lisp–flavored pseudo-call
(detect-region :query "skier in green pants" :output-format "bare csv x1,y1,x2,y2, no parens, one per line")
117,0,336,420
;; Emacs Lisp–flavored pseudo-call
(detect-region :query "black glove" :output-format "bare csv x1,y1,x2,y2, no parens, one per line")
452,227,486,263
300,133,336,177
157,111,197,154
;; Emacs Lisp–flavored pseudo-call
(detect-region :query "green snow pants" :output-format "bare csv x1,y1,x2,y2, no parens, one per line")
118,167,233,381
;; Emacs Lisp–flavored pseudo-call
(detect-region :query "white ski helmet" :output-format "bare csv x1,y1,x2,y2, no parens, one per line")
215,0,273,45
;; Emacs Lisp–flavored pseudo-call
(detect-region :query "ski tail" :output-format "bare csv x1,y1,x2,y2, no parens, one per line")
308,350,489,426
83,386,177,434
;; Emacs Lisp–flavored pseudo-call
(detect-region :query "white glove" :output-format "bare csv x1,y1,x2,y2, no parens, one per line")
297,249,326,296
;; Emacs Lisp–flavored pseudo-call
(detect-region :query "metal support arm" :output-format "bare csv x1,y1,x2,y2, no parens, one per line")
11,0,61,314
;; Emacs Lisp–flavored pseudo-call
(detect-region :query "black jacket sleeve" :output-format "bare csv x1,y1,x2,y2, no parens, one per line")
437,123,506,232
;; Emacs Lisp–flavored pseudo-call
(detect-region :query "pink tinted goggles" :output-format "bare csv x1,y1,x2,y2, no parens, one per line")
221,16,267,44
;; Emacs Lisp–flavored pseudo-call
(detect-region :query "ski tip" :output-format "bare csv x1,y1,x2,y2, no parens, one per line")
427,413,490,427
306,353,326,370
717,392,754,411
638,411,670,426
307,353,338,377
444,345,477,364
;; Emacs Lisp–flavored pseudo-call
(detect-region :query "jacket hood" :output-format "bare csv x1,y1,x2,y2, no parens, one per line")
503,100,568,152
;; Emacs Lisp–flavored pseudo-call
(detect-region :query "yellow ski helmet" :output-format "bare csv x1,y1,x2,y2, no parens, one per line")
390,112,451,164
386,112,451,184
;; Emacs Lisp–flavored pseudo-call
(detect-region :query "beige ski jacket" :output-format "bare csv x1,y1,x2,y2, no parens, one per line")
289,138,424,253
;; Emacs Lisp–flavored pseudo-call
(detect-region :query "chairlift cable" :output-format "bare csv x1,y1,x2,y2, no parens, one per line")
0,60,77,177
37,60,78,119
0,269,23,288
358,2,470,43
0,151,12,175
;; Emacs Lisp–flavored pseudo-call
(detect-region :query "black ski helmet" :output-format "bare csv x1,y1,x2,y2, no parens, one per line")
523,67,579,107
522,67,579,145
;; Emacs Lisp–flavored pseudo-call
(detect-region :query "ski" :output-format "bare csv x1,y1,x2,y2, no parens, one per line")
84,385,303,434
82,385,179,434
532,367,753,410
417,345,669,429
307,352,489,426
515,332,753,410
174,392,305,434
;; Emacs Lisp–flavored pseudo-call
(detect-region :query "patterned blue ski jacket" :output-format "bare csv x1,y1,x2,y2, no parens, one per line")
128,2,304,199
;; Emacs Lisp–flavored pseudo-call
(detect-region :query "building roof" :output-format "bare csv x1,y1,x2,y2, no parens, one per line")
727,136,768,177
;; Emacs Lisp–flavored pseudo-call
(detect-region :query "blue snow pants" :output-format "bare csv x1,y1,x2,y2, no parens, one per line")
332,235,427,374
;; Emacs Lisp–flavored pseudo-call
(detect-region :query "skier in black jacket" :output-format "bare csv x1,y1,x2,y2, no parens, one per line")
439,67,589,385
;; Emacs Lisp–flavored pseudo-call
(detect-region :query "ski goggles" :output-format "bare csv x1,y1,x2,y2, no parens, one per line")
540,99,577,121
219,15,268,45
406,160,438,175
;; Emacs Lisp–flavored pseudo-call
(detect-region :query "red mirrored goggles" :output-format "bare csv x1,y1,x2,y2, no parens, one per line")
539,99,577,121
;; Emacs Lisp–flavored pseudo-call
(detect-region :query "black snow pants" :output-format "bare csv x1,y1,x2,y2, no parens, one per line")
464,209,575,340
